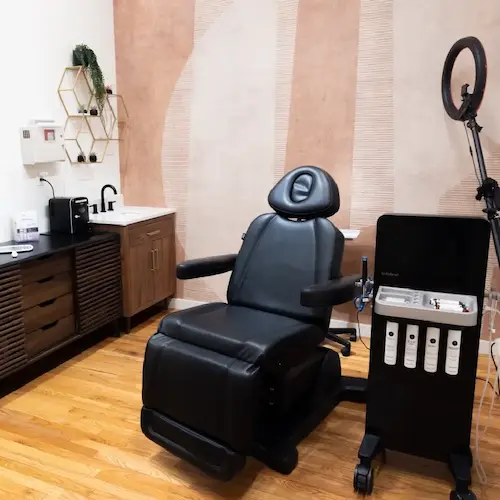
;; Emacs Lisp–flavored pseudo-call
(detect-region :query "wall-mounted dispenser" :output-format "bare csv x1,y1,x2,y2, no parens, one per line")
20,120,65,165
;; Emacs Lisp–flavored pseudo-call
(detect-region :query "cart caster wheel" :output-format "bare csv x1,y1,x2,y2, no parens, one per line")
450,491,476,500
341,346,351,357
354,464,374,495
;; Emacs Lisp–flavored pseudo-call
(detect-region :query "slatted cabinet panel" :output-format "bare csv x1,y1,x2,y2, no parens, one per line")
75,237,122,336
0,266,26,379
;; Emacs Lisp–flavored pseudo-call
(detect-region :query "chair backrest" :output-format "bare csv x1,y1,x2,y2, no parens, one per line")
227,166,345,327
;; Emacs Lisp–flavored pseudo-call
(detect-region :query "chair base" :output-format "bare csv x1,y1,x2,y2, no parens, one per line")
339,376,368,404
326,327,357,357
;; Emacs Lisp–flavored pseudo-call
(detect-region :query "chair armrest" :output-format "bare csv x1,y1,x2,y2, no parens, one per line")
300,275,361,308
176,254,238,280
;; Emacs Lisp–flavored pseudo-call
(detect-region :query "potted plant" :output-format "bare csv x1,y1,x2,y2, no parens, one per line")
77,104,87,114
89,105,98,116
72,44,106,111
105,85,113,95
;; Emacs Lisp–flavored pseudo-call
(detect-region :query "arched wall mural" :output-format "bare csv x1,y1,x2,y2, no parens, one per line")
115,0,500,338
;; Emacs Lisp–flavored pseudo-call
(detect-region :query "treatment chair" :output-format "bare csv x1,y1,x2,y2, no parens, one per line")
141,165,365,480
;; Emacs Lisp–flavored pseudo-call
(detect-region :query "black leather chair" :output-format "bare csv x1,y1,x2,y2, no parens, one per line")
141,166,366,480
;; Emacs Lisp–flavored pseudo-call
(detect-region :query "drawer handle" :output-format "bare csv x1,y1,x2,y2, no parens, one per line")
155,248,160,270
41,320,58,330
147,230,160,237
38,276,55,284
39,298,56,307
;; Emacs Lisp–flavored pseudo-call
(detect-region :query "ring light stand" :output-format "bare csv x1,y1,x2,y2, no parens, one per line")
442,36,500,267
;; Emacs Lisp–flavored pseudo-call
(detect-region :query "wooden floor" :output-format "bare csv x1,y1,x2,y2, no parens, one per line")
0,313,499,499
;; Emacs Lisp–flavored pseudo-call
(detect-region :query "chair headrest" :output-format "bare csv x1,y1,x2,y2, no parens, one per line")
268,166,340,219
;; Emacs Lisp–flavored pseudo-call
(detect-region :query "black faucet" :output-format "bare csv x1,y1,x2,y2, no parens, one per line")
101,184,117,212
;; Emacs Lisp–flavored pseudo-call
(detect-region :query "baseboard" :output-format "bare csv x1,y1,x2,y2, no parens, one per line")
328,318,372,339
170,298,491,355
169,297,206,310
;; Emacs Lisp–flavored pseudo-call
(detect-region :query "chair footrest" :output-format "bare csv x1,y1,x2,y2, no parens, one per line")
142,333,261,452
141,407,246,481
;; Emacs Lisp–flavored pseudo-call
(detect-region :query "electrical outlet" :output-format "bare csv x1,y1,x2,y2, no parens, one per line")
37,171,48,186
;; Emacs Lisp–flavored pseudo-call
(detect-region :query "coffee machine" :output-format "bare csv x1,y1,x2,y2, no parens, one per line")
49,197,89,234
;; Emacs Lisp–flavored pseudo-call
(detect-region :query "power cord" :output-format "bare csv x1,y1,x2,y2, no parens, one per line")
476,376,497,395
356,310,370,351
40,177,55,198
492,340,498,372
354,287,372,351
474,295,499,485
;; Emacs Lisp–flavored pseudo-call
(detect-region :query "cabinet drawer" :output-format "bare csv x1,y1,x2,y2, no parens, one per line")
21,252,71,285
26,315,75,358
129,216,174,247
22,272,73,310
23,293,74,334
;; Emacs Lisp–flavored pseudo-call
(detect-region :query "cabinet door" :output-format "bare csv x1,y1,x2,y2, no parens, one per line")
0,266,26,380
75,237,122,336
152,235,176,301
128,239,155,314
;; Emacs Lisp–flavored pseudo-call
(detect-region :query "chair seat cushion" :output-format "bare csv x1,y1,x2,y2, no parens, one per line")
158,303,324,370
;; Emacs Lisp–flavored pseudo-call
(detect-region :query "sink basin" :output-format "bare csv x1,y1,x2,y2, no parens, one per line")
89,206,176,226
118,211,141,216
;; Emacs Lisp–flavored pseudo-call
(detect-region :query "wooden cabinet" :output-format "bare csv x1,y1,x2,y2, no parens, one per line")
152,234,176,302
75,237,122,336
21,250,76,359
0,267,25,379
0,233,121,384
93,214,176,327
128,240,155,314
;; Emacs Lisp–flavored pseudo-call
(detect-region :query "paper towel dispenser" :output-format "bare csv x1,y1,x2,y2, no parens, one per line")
20,120,65,165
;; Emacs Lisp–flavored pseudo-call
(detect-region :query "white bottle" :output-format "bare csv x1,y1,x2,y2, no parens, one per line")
445,330,462,376
384,321,399,366
404,324,419,369
424,327,440,373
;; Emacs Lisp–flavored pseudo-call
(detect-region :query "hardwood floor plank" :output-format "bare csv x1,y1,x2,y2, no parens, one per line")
0,311,499,499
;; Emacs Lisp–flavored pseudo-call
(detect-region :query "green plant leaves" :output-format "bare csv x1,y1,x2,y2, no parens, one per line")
73,44,106,111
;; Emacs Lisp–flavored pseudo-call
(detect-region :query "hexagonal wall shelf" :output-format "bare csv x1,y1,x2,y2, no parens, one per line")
58,66,129,164
107,93,129,141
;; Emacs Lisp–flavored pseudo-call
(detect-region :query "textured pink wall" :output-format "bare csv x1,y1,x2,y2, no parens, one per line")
285,0,360,231
114,0,195,298
114,0,500,337
114,0,194,208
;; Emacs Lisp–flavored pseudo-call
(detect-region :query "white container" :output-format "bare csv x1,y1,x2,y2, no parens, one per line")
12,211,39,242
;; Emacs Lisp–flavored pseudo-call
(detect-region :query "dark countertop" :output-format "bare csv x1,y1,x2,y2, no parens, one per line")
0,231,119,269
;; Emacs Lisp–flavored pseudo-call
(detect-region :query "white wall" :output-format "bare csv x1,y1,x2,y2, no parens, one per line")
0,0,119,242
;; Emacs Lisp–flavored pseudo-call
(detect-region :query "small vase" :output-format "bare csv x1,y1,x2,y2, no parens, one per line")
77,154,86,163
90,108,98,116
106,88,113,95
89,153,97,163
